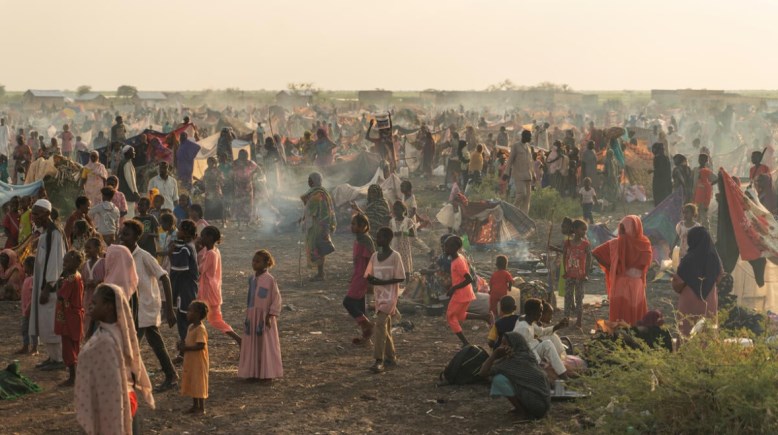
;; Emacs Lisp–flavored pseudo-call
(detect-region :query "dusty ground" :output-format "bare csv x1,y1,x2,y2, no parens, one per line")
0,181,678,434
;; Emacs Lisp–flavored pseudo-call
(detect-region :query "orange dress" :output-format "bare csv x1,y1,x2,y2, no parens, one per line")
181,323,209,399
592,216,652,326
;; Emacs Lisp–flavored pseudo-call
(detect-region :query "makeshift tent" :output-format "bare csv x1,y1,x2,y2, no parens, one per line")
191,132,252,180
0,180,43,206
456,200,536,245
319,152,384,187
716,167,778,312
331,170,402,209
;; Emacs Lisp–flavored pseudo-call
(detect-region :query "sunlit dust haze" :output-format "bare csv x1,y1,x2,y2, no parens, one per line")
1,0,776,91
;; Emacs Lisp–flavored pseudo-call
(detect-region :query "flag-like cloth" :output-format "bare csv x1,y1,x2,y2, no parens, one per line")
642,189,683,263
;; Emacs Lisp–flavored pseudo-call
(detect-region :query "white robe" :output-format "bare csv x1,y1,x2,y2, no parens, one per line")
29,226,65,343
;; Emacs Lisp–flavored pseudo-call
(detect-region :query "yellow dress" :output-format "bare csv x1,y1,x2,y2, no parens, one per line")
181,323,209,399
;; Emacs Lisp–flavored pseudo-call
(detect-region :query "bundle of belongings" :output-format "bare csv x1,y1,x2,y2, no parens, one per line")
0,361,41,400
584,311,673,369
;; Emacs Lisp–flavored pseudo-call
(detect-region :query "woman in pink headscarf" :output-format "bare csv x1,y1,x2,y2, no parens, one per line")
103,244,139,299
593,215,652,325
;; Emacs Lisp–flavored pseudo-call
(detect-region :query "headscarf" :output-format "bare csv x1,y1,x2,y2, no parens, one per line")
104,245,139,298
309,171,322,188
365,184,390,233
595,215,652,296
107,283,154,406
637,310,665,327
610,138,625,167
490,332,551,418
677,227,722,300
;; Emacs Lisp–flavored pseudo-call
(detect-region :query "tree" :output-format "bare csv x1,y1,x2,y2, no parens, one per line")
486,79,521,92
116,85,138,98
286,82,319,94
77,85,92,96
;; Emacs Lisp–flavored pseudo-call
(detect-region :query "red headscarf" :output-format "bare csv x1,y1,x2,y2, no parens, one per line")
593,215,652,297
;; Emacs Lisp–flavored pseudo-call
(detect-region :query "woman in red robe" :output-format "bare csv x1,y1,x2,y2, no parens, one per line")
592,215,652,325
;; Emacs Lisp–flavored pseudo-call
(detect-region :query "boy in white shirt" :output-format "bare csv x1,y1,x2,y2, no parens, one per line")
578,177,598,224
513,298,569,378
88,187,121,245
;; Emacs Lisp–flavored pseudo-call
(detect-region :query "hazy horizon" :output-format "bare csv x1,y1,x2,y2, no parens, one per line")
2,0,776,92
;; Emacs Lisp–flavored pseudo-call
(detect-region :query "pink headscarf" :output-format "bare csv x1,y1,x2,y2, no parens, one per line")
103,245,138,298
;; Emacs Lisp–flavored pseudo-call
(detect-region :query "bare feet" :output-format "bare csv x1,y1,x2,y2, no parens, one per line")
184,406,204,415
60,378,75,387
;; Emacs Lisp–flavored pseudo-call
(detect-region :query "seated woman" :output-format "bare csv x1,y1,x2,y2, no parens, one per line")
0,249,23,300
479,332,551,419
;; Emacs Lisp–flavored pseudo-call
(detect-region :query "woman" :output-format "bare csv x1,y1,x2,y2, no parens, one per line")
202,157,225,223
301,172,336,281
232,149,258,227
103,244,139,300
593,215,652,325
672,227,722,336
0,248,23,300
652,143,672,206
478,332,551,419
672,154,693,203
83,151,108,206
12,135,32,184
312,128,337,167
602,148,620,208
263,137,283,195
75,284,154,435
364,184,390,239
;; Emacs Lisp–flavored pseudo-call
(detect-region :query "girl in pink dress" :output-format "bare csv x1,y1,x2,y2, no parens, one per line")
198,226,240,345
81,238,105,336
238,250,283,382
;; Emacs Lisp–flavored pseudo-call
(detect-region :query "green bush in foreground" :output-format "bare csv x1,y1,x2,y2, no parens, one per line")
578,329,778,434
528,187,580,221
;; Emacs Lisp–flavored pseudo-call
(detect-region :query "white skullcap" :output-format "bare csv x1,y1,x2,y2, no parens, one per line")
122,145,134,154
33,199,52,211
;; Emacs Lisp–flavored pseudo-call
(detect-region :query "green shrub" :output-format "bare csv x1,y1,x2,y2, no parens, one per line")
578,327,778,434
528,187,580,221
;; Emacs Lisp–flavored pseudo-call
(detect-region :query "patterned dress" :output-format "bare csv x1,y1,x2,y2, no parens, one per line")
238,272,283,379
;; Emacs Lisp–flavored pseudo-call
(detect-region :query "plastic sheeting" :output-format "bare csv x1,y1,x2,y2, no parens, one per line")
0,180,44,206
732,257,778,314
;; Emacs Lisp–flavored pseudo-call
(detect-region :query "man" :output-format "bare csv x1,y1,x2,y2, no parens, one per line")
147,161,179,210
110,115,127,143
175,132,200,190
117,145,140,218
366,115,396,173
119,220,179,392
0,118,10,159
496,126,509,148
30,199,66,371
505,130,535,214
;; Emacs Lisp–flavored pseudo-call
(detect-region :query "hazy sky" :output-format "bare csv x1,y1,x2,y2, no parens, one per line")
1,0,776,91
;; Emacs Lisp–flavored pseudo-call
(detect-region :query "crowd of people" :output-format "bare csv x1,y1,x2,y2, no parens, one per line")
0,94,773,430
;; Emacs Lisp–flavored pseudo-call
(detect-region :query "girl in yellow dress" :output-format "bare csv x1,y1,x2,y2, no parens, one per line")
179,301,209,414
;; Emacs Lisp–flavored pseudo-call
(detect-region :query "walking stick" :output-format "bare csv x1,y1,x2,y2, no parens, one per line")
545,206,557,309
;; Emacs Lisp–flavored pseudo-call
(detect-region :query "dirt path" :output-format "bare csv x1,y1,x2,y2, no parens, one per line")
0,187,678,434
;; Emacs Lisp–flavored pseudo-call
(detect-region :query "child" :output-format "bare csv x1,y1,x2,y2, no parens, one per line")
675,203,701,259
179,300,209,415
538,301,569,356
189,204,209,235
174,194,191,223
489,255,516,319
487,295,520,350
106,176,128,223
198,226,241,345
18,196,33,244
578,177,597,224
0,249,23,300
343,213,375,345
81,237,105,336
693,154,717,228
16,256,37,355
88,187,120,245
70,220,96,252
445,235,477,347
238,250,283,382
512,298,569,379
55,250,85,386
135,197,160,257
389,201,416,280
548,217,574,310
365,227,405,373
119,220,179,391
563,219,591,328
0,155,9,183
158,212,177,268
150,194,165,221
75,284,154,435
170,219,200,362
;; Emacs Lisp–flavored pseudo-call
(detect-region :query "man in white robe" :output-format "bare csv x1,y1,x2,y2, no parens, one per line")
29,199,66,370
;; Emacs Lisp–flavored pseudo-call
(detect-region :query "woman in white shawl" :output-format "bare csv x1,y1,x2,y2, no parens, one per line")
75,284,154,435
